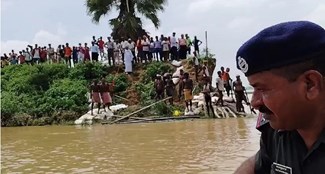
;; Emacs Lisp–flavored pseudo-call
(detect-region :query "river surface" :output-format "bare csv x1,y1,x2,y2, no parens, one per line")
1,118,260,174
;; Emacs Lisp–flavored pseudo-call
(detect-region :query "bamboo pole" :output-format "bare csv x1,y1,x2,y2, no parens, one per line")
205,31,208,58
107,116,200,124
110,97,172,124
115,95,129,101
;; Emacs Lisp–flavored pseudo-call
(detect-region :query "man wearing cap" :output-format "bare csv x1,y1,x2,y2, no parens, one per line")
234,21,325,174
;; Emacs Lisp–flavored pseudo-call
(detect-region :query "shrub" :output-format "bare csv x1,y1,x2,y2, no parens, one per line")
44,78,88,112
153,102,172,116
0,64,90,126
135,81,155,106
142,62,173,83
105,73,129,93
69,62,107,82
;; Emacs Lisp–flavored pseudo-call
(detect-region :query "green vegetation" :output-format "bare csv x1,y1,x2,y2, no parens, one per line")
134,62,173,105
1,57,216,126
1,63,129,127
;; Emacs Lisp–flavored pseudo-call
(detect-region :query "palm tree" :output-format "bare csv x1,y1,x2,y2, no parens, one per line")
86,0,166,41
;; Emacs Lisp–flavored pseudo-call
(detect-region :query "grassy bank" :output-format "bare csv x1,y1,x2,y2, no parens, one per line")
0,62,174,126
1,57,216,127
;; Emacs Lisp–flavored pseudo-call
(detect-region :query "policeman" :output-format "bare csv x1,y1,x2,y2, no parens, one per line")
234,21,325,174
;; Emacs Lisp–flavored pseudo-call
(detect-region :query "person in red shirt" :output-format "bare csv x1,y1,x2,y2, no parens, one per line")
136,37,143,63
84,43,90,62
222,68,232,97
64,43,72,67
98,37,105,60
18,51,25,64
40,47,48,63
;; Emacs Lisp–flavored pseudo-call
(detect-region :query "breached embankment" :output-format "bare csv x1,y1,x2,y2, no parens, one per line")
74,59,256,125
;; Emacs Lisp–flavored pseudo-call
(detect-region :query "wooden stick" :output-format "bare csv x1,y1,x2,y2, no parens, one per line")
110,97,172,124
110,115,151,121
114,95,129,101
102,115,200,124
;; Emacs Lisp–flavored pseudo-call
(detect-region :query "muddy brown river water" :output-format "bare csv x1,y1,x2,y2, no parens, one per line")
1,118,260,174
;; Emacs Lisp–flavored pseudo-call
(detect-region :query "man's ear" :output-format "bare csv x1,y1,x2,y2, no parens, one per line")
301,70,323,100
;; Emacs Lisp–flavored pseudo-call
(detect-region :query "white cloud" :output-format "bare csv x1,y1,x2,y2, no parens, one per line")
1,24,67,53
0,40,29,53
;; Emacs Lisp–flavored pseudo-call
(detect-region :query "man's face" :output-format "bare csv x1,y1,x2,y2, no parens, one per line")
248,71,314,130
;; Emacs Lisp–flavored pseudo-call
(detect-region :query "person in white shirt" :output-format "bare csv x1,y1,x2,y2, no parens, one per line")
121,38,129,64
106,37,115,66
24,48,32,65
33,44,41,64
127,39,136,62
202,61,210,77
91,42,99,62
141,36,150,63
161,37,170,61
216,71,224,106
124,46,134,74
56,45,62,63
114,41,121,64
47,44,55,64
154,36,162,61
178,34,187,59
149,37,155,61
170,32,178,60
78,43,85,63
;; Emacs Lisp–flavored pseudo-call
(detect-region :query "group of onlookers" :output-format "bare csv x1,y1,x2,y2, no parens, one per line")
1,32,203,69
152,58,250,117
215,67,250,113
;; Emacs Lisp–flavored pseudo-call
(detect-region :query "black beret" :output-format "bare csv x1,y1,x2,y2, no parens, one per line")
236,21,325,76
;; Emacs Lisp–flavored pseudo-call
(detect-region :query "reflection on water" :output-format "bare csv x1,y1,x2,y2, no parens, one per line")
1,118,260,174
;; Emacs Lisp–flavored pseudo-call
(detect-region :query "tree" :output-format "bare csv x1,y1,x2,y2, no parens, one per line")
86,0,166,41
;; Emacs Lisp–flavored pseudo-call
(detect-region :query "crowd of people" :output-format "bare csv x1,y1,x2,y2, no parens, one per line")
0,32,203,70
150,62,250,117
2,32,250,115
86,55,249,116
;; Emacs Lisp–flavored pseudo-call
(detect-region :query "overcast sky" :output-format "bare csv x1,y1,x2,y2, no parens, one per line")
1,0,325,85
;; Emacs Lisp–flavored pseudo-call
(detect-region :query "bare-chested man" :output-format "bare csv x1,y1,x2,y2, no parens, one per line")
90,80,101,115
165,74,175,105
202,78,215,118
154,75,165,100
233,75,249,113
173,69,184,101
183,72,193,112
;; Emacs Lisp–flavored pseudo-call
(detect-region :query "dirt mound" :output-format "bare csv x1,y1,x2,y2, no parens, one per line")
114,58,216,106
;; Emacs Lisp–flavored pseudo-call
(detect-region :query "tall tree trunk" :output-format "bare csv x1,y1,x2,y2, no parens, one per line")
126,0,130,13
